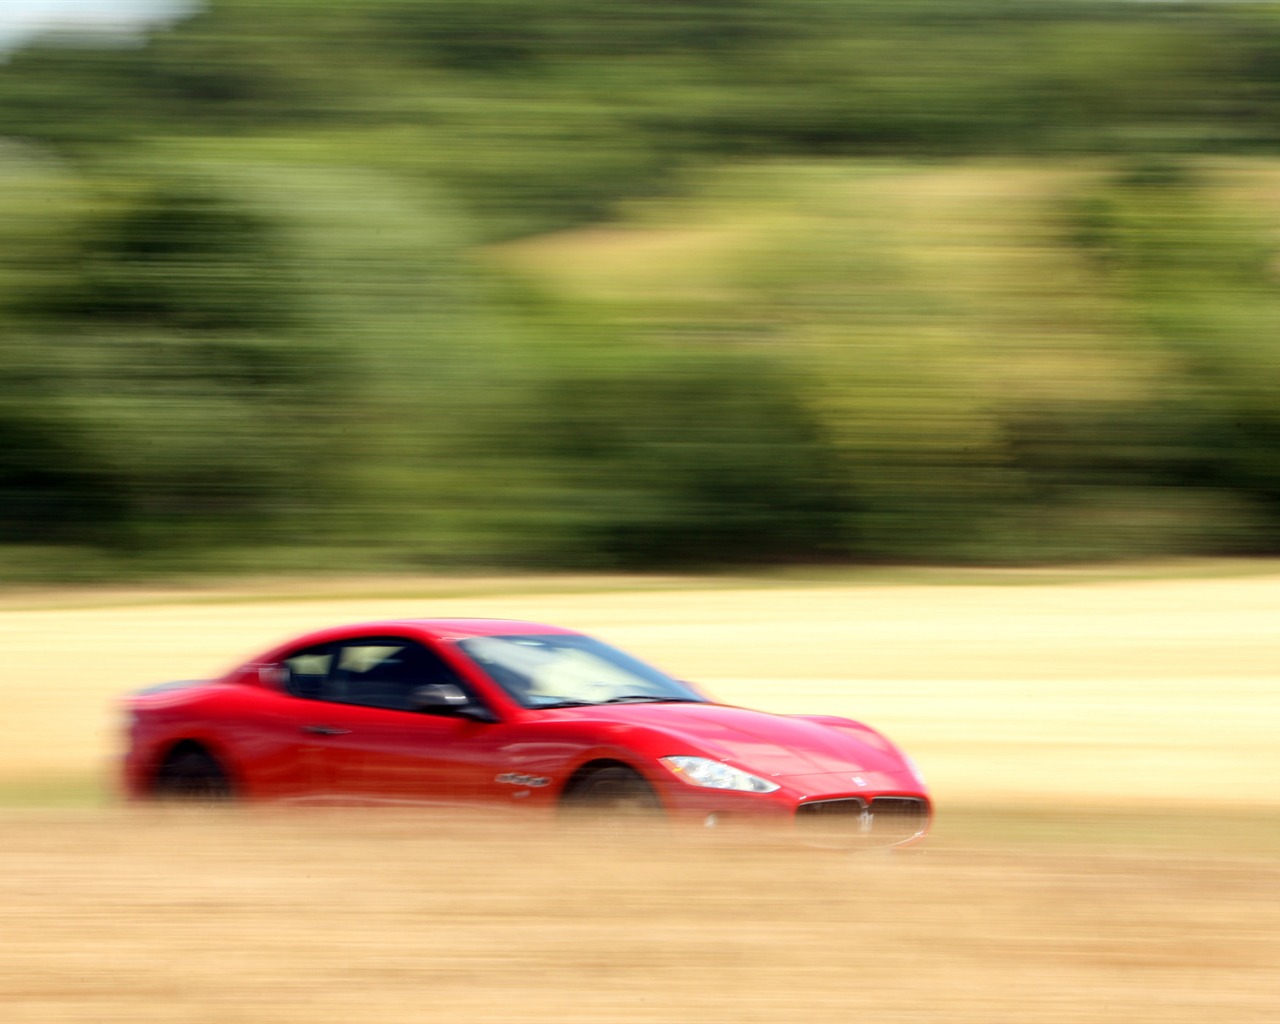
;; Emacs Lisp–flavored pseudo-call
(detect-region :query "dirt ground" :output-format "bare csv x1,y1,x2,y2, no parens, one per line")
2,570,1278,1022
0,810,1276,1024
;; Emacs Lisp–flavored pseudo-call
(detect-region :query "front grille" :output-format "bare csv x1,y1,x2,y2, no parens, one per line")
867,797,929,843
797,797,866,819
795,796,928,848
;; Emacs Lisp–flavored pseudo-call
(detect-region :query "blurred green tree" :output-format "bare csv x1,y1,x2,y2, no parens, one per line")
1,178,337,551
531,350,855,566
3,1,1280,573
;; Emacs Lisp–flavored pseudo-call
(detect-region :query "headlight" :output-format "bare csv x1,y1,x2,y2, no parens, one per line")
659,756,780,793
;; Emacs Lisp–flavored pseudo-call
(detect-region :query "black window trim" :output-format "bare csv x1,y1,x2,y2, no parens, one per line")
277,634,492,716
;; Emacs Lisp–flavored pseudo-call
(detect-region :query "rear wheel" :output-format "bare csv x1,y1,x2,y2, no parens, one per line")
153,747,233,802
562,766,661,818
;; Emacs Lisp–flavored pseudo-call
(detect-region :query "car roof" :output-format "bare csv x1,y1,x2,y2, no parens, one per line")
268,618,579,653
390,618,579,639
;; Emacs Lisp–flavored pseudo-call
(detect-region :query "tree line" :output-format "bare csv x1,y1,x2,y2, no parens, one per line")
3,1,1280,575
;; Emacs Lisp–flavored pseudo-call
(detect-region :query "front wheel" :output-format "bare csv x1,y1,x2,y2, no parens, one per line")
152,748,233,802
561,766,662,818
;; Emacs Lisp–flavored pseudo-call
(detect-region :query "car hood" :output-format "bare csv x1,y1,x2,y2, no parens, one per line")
558,702,907,777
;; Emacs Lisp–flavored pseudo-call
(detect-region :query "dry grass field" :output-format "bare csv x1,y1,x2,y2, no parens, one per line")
2,567,1278,1023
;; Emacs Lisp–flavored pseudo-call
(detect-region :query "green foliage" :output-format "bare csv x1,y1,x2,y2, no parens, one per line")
0,401,126,544
5,2,1280,574
498,158,1280,563
7,1,1280,232
25,185,299,332
530,348,854,567
1060,161,1280,534
0,173,340,550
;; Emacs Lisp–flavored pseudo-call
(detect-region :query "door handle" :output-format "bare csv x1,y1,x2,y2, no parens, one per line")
301,725,351,736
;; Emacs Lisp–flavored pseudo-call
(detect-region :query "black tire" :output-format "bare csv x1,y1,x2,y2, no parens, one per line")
153,748,233,802
562,766,662,818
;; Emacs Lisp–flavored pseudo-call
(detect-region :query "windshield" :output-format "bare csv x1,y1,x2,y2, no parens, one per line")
456,634,706,709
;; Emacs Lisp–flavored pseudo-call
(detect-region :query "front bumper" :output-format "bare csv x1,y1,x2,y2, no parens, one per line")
658,769,931,849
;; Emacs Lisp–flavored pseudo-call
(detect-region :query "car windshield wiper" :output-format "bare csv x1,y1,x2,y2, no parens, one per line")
534,695,703,708
599,695,703,704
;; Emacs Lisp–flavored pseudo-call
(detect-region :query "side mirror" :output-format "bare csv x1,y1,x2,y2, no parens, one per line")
409,684,496,722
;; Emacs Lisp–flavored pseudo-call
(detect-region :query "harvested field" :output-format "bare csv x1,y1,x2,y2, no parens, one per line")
2,811,1278,1024
3,568,1277,808
1,569,1278,1022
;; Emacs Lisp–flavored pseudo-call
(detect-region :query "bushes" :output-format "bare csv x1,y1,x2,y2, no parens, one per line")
532,350,855,566
0,176,338,551
6,3,1280,573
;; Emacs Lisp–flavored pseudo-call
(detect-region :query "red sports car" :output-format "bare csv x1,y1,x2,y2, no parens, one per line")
122,618,931,847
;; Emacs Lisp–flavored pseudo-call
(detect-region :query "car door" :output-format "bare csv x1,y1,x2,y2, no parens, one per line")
296,637,507,804
273,643,344,799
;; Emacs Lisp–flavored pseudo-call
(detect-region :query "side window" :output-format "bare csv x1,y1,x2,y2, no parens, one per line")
329,640,463,712
282,646,334,700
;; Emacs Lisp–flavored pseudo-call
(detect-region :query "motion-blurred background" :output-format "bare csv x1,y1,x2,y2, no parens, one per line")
3,8,1280,1022
6,0,1280,577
